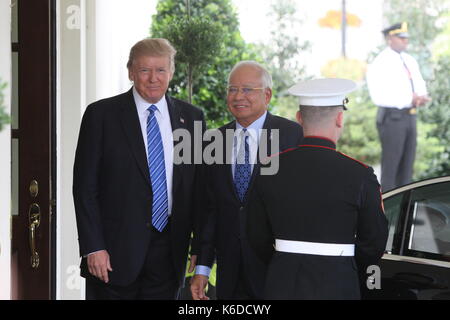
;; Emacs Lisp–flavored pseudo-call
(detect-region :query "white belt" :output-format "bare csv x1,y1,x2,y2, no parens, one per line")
275,239,355,256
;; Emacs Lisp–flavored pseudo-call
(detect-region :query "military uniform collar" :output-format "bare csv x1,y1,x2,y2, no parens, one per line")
301,136,336,150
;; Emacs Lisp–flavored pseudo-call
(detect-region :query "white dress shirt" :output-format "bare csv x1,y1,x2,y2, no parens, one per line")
133,87,174,217
366,47,427,109
232,111,268,176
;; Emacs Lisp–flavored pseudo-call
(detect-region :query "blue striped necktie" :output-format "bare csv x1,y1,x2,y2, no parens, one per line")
147,104,168,232
234,129,251,202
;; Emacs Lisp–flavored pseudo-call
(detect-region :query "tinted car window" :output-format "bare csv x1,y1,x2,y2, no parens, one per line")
408,182,450,257
383,193,404,253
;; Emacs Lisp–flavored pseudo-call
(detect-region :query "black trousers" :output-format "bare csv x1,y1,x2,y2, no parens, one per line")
376,107,417,192
86,224,179,300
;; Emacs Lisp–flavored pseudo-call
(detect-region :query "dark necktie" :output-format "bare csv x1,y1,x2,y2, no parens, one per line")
147,105,168,232
234,129,251,202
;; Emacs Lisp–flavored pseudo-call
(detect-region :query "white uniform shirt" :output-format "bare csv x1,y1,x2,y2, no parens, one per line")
366,47,427,109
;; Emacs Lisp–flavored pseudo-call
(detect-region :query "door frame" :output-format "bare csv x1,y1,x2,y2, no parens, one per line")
10,0,57,300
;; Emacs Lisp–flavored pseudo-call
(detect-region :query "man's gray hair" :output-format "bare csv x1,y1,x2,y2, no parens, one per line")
228,60,273,89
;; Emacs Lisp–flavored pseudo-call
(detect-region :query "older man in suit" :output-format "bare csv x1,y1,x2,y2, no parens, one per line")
73,38,205,299
190,61,303,300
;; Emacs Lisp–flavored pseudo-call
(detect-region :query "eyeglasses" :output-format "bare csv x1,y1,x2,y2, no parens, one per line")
227,86,265,95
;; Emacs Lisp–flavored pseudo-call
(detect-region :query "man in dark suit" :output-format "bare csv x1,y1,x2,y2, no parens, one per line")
73,38,205,299
190,61,303,300
247,78,388,299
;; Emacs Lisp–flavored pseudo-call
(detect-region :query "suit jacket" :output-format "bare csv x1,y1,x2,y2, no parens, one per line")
73,88,205,287
247,136,388,299
198,112,303,299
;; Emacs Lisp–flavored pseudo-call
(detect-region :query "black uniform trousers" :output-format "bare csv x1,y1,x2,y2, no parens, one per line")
376,106,417,192
85,222,179,300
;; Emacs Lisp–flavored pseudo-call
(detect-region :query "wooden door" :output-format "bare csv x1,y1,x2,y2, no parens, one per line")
11,0,56,300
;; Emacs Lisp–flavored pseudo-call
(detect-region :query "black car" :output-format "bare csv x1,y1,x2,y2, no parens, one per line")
363,176,450,300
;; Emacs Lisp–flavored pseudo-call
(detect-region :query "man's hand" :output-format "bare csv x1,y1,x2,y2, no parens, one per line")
190,275,210,300
412,94,432,107
87,250,113,283
188,255,197,273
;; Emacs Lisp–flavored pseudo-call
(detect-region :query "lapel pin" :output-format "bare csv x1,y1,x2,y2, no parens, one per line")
180,117,185,124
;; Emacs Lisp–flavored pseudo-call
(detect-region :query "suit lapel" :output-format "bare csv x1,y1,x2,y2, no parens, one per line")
244,112,273,203
119,89,151,188
221,121,242,203
166,95,185,195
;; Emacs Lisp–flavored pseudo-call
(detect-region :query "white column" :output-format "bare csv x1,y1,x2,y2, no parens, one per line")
57,0,86,300
0,0,12,300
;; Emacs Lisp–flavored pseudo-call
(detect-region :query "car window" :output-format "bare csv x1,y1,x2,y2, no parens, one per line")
383,193,404,253
408,182,450,257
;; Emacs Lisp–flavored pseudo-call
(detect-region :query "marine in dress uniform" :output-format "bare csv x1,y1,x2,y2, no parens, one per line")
366,22,431,192
247,78,389,300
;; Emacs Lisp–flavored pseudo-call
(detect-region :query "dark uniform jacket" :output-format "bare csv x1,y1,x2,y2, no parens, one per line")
247,136,388,299
198,112,303,299
73,88,205,288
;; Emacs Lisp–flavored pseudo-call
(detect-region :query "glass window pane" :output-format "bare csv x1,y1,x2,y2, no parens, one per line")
11,0,18,43
12,52,19,130
11,138,19,216
408,182,450,256
383,193,404,253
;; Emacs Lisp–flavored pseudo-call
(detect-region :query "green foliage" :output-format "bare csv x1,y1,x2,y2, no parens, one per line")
256,0,311,95
321,57,367,82
154,13,223,104
0,79,10,132
384,0,449,79
338,84,380,165
159,17,222,70
383,0,450,179
254,0,311,121
151,0,260,128
433,12,450,59
419,55,450,178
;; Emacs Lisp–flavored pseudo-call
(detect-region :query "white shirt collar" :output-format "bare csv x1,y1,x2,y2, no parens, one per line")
132,87,169,119
235,110,268,143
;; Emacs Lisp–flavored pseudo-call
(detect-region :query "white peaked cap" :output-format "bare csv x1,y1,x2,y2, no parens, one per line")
288,78,357,107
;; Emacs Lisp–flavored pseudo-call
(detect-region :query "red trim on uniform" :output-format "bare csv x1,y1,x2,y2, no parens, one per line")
267,147,298,159
337,151,369,168
304,135,337,145
298,144,337,152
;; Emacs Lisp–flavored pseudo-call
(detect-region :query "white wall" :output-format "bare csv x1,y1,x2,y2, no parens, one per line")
0,0,12,300
87,0,155,103
57,0,87,300
57,0,155,300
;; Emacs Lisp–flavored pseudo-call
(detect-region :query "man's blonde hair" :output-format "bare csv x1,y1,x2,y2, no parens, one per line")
127,38,177,72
